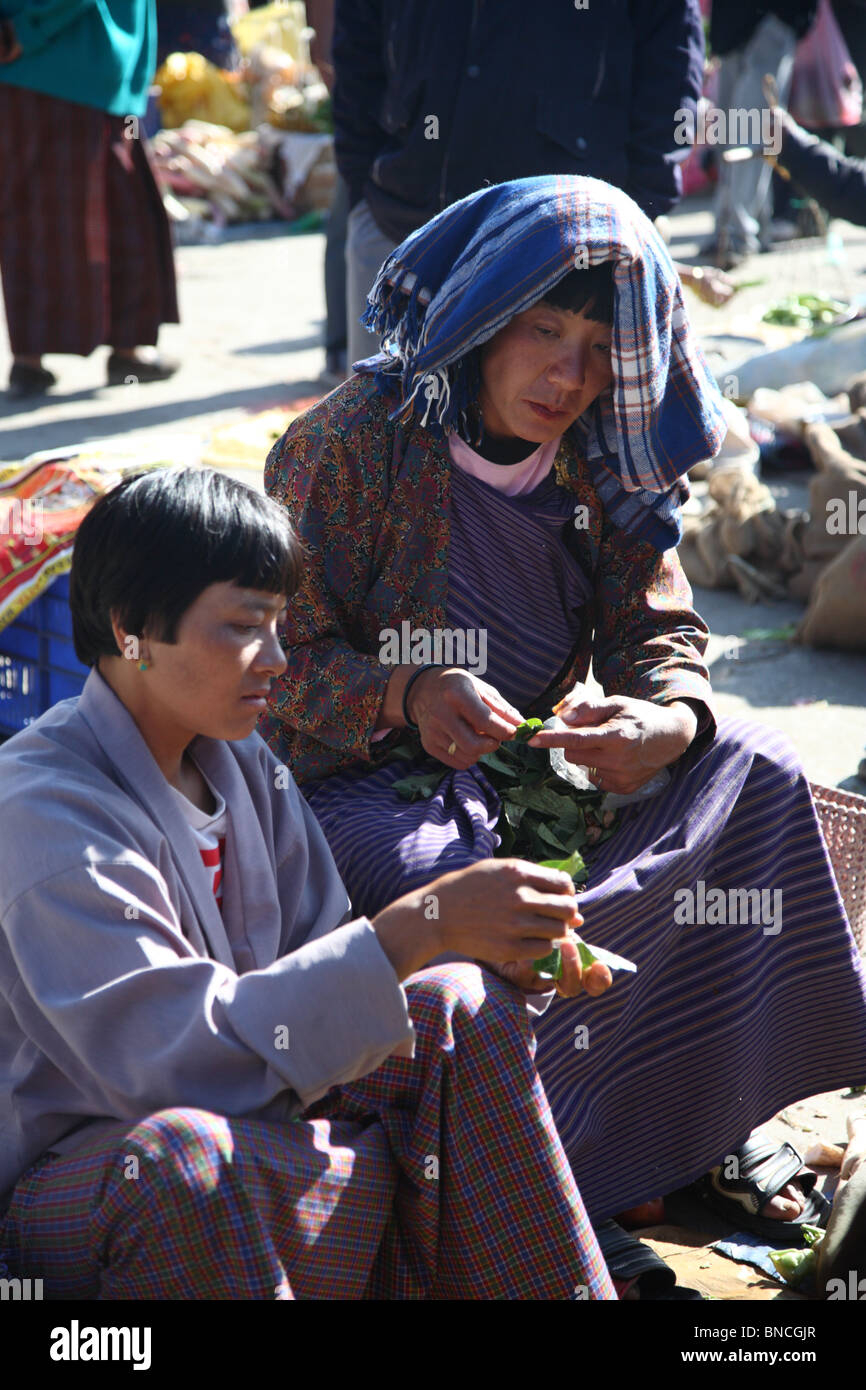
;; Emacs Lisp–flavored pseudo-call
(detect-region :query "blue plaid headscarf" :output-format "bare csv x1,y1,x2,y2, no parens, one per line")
353,175,726,551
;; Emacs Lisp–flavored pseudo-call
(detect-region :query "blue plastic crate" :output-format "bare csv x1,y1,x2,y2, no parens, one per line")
0,571,89,738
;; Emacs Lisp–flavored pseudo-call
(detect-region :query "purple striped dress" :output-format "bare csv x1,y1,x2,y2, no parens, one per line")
306,453,866,1220
306,457,589,909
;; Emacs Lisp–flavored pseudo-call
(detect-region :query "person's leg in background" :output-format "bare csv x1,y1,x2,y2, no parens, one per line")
104,118,180,385
0,88,180,397
321,172,350,386
0,87,106,396
710,13,799,266
345,196,397,370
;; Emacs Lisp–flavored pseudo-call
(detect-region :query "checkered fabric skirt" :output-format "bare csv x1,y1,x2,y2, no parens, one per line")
0,85,178,356
0,966,615,1301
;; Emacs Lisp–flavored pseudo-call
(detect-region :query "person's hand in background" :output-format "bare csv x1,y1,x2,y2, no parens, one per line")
0,19,22,63
677,261,737,307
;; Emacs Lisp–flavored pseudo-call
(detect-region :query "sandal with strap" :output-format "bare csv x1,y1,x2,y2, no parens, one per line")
697,1135,831,1241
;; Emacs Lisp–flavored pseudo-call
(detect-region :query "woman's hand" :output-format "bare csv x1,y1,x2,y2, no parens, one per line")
0,20,22,63
406,667,523,769
528,690,697,795
372,857,612,997
490,940,612,1000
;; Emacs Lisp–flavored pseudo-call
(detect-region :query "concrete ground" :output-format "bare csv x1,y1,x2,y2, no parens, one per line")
2,189,865,1300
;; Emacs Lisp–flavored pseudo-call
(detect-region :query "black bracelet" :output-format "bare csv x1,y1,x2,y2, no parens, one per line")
402,663,435,732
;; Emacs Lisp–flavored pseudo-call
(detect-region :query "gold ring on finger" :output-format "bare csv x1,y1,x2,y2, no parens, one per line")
447,741,458,756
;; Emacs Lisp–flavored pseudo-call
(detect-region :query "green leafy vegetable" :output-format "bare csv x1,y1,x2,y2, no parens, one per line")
532,946,564,981
769,1246,817,1288
512,717,544,741
392,771,444,801
530,851,636,980
385,723,636,982
762,293,852,336
741,625,798,642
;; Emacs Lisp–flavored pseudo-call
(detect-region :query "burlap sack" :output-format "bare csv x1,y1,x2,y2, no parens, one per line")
679,517,734,589
801,422,866,568
831,408,866,461
798,534,866,649
787,557,826,602
844,374,866,416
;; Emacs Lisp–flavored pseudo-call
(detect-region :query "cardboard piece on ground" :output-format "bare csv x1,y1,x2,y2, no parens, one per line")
637,1224,806,1301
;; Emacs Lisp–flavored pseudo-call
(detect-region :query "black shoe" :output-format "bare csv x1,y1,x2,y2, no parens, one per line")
106,352,180,386
594,1218,705,1300
7,362,57,397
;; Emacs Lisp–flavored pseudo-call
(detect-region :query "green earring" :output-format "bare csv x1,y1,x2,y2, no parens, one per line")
138,659,149,672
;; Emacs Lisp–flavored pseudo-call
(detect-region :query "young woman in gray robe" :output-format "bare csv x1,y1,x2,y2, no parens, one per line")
0,466,616,1300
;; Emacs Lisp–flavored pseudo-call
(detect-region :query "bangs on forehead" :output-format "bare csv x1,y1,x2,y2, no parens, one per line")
537,262,615,325
70,466,304,665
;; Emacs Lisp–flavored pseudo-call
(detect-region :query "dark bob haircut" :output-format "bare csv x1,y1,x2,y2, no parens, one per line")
70,466,303,666
539,261,615,324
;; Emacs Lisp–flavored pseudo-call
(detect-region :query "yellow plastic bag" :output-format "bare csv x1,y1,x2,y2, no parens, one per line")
231,2,308,61
155,52,251,132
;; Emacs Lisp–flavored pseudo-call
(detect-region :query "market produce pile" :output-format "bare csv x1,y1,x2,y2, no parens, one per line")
389,718,636,981
761,293,856,336
150,122,291,227
154,47,331,137
149,3,335,231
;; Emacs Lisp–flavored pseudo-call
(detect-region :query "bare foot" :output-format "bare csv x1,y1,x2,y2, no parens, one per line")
762,1179,807,1220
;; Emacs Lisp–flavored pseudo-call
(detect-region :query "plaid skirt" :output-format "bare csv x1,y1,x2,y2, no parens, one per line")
0,85,179,356
0,965,615,1301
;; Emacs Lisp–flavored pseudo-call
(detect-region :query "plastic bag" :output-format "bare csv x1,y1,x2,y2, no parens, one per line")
716,317,866,398
788,0,863,129
542,718,672,811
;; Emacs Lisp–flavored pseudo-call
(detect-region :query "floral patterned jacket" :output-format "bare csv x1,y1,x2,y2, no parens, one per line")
260,374,716,784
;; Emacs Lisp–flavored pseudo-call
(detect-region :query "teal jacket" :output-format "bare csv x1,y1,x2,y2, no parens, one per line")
0,0,156,116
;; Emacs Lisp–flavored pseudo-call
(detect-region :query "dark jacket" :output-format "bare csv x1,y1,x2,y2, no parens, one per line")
710,2,819,57
332,0,705,241
779,117,866,222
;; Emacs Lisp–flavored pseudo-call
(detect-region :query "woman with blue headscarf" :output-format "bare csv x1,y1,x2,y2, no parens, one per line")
262,176,866,1239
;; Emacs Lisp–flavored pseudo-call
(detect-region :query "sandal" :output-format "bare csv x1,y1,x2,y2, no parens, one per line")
697,1135,831,1241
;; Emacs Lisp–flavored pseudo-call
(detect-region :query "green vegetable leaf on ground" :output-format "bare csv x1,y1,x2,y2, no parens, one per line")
769,1246,817,1289
741,625,798,642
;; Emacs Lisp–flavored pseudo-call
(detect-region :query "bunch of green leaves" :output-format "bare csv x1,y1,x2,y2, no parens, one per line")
388,717,616,865
474,717,618,865
388,719,635,981
762,293,852,336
